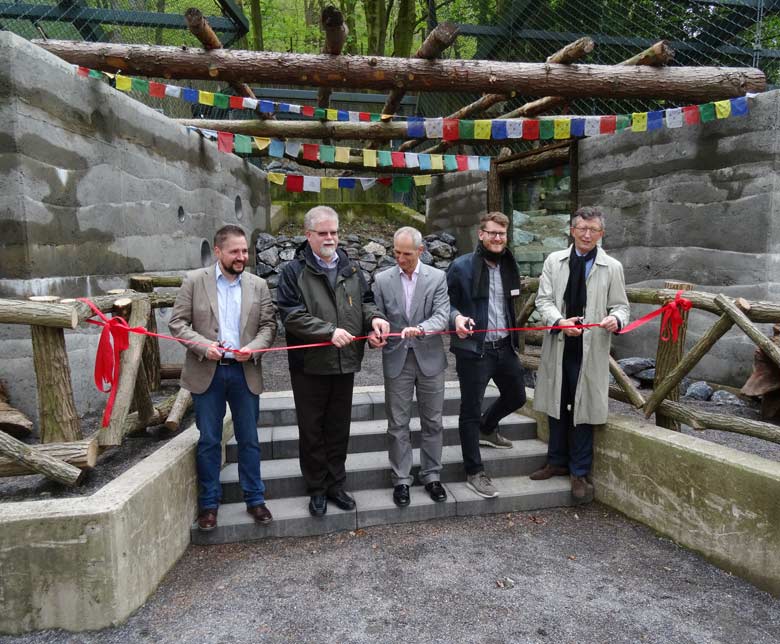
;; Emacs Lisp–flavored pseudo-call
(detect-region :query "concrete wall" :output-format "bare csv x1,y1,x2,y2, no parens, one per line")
0,32,270,422
425,171,487,252
577,90,780,384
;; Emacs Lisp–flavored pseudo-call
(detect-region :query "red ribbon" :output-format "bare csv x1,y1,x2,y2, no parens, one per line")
78,293,692,428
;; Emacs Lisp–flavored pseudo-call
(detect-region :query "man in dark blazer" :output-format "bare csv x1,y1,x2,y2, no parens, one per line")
370,227,450,507
169,225,277,531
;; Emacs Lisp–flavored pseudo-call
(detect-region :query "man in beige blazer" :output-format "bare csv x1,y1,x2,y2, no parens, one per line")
169,225,277,531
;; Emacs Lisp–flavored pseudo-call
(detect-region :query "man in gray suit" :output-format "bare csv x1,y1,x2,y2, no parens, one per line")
370,227,450,507
169,225,277,531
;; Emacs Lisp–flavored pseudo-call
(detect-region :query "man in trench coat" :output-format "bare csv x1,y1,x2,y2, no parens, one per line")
531,207,629,500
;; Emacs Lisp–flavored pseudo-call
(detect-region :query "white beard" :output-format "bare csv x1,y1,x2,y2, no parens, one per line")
319,244,336,258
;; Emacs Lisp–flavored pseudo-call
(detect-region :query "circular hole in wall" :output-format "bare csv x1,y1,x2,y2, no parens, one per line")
200,240,212,267
177,206,186,222
235,195,243,220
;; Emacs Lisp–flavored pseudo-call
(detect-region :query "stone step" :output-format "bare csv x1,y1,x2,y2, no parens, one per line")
228,412,537,462
257,384,499,428
191,476,574,545
219,439,548,503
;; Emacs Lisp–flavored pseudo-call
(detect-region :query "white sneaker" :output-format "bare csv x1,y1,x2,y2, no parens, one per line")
466,472,499,498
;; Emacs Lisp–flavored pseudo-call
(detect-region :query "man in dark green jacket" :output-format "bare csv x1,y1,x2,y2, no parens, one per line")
277,206,389,517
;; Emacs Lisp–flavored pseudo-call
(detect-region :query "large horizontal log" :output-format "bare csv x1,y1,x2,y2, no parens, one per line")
160,364,182,380
0,298,79,329
0,437,97,477
34,40,765,101
0,381,33,439
497,143,570,176
60,292,176,324
0,430,84,485
180,118,412,141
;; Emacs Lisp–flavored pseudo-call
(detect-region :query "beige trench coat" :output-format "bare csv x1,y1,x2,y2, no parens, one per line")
533,246,629,426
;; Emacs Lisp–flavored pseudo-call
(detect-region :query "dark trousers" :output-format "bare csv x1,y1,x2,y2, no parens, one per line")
547,336,594,477
455,342,527,476
290,370,355,495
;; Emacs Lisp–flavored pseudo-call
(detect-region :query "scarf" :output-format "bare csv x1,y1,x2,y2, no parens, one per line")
472,242,521,300
563,245,598,319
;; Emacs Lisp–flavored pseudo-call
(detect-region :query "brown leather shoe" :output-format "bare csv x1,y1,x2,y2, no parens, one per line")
197,508,218,531
529,463,569,480
247,504,273,525
570,475,593,501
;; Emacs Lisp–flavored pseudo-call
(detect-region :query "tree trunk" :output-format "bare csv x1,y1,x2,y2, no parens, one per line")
123,393,178,435
0,430,84,485
0,437,97,477
317,6,349,110
339,0,358,54
362,0,386,55
178,117,420,140
35,40,765,101
165,388,193,432
248,0,264,50
129,276,161,392
392,0,417,57
0,298,79,328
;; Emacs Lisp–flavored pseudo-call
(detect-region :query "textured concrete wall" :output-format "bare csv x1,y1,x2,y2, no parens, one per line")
577,91,780,384
0,32,270,421
425,171,487,252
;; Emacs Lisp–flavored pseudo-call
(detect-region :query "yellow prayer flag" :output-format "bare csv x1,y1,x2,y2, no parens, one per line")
715,100,732,119
321,177,339,190
326,109,338,121
267,172,285,185
253,137,271,150
553,118,571,139
199,90,215,106
430,154,444,170
363,149,377,167
631,112,648,132
474,120,492,140
115,75,132,91
413,175,433,186
335,147,350,163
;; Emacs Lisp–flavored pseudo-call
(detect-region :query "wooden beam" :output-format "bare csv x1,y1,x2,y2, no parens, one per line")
715,294,780,372
165,388,192,432
0,430,84,485
0,437,97,478
609,356,646,408
0,298,79,329
318,5,349,110
129,276,161,392
34,40,766,101
0,381,33,440
496,143,570,176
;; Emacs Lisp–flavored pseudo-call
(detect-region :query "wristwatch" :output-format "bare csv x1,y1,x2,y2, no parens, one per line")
417,325,425,335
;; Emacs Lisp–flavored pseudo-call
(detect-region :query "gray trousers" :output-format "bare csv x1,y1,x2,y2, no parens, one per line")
385,350,445,486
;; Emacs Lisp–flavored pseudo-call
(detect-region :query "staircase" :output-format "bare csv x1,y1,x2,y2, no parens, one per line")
191,384,574,545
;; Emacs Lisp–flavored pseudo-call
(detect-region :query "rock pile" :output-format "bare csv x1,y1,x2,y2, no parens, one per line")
255,231,459,300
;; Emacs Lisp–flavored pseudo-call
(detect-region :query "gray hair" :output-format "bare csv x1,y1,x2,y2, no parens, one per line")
572,206,605,230
394,226,423,248
304,206,339,231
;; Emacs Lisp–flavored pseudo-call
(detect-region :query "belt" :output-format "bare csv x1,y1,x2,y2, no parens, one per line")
483,336,511,350
218,357,238,365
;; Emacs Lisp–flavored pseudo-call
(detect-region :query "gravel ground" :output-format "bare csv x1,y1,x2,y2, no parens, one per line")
2,504,778,644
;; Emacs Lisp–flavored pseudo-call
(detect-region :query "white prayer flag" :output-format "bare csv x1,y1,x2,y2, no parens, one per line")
665,107,683,128
584,116,601,137
164,84,181,98
467,156,480,171
303,175,321,192
405,153,420,168
506,119,523,138
285,142,302,157
424,117,443,139
349,111,360,122
359,178,377,190
242,98,258,111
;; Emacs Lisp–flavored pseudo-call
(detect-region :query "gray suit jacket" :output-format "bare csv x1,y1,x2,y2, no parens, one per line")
372,262,450,379
169,265,277,395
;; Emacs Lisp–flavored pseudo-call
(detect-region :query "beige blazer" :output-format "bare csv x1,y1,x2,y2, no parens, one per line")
169,265,277,395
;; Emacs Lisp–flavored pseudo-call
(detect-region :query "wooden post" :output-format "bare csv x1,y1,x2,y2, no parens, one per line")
487,158,502,212
317,5,349,110
514,293,537,356
653,281,694,430
123,393,178,436
114,297,154,423
609,356,646,408
0,437,97,477
100,297,152,447
0,381,33,439
715,295,780,371
129,276,161,391
165,388,193,432
28,296,82,443
0,430,84,485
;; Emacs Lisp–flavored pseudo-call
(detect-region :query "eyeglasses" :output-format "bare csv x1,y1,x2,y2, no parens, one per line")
310,230,339,238
481,230,507,239
572,226,603,234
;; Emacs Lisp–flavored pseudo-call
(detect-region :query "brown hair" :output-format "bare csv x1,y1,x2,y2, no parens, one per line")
213,225,247,249
572,206,605,229
480,211,510,228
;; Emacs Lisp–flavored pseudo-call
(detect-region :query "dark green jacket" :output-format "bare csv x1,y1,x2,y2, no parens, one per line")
277,243,385,375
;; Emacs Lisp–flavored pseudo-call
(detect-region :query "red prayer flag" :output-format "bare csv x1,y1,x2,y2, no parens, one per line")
443,119,459,141
229,96,245,110
391,151,405,168
217,131,234,153
302,143,320,161
682,105,701,125
149,82,166,98
302,106,315,117
77,66,89,77
377,177,392,186
359,112,371,122
522,120,540,140
456,155,468,171
286,174,304,192
600,115,617,134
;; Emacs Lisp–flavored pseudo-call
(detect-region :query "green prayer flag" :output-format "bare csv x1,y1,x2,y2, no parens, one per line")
539,120,554,140
378,150,392,166
314,108,326,120
370,113,381,122
443,155,458,171
616,115,630,130
234,134,252,154
458,120,475,139
699,102,716,122
213,93,230,109
392,176,412,192
131,78,149,93
320,145,335,163
88,69,102,79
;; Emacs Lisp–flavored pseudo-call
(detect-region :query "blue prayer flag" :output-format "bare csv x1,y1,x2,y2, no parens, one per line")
338,178,356,189
570,118,585,137
491,120,507,140
478,156,491,171
337,110,349,121
418,154,432,170
647,110,664,131
278,103,291,112
259,100,275,113
407,119,426,138
269,139,285,158
730,96,748,117
182,88,198,103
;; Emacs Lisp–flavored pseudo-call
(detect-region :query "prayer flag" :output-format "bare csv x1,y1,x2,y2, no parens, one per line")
269,139,285,158
553,118,571,139
198,90,214,106
302,144,319,161
443,155,458,171
715,100,731,119
479,157,491,171
631,112,648,132
363,149,377,167
492,120,508,140
699,102,716,123
600,115,616,134
115,76,132,92
314,108,326,120
370,113,381,122
254,137,271,150
213,93,230,110
303,176,321,192
647,110,663,131
392,176,412,192
456,155,468,171
730,96,748,117
229,96,245,110
377,177,392,186
326,109,338,121
164,84,181,98
217,132,234,153
459,120,475,139
413,175,432,186
182,88,198,103
506,119,523,139
523,120,540,140
285,142,301,157
288,103,301,114
443,119,459,141
359,112,371,122
131,78,149,93
474,120,492,139
616,115,631,130
234,134,252,154
665,108,683,128
467,156,480,171
277,102,290,112
378,150,393,167
405,152,419,168
320,145,336,163
301,106,315,117
407,119,426,138
348,111,360,122
430,155,444,170
360,178,377,190
584,116,601,136
391,151,405,168
77,66,90,77
425,118,443,138
243,98,258,111
149,82,166,98
286,175,303,192
335,147,350,163
267,172,285,185
539,120,554,140
321,177,339,190
338,178,357,189
682,105,700,125
259,100,275,113
570,118,585,138
337,110,349,121
418,154,432,170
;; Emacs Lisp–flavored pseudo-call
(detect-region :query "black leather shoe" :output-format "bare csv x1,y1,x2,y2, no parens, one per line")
327,488,356,511
393,484,410,508
309,495,327,517
425,481,447,502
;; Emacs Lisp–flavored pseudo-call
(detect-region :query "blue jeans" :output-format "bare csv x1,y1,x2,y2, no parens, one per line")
192,363,264,509
454,342,527,476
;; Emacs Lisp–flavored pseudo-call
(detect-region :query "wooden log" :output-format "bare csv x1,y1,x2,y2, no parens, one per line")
184,8,257,101
497,143,571,176
0,430,84,485
165,388,192,432
0,381,33,439
609,356,646,409
145,275,183,288
625,288,780,324
34,40,766,101
0,437,97,477
160,364,183,380
100,297,152,446
715,294,780,372
487,158,501,212
643,311,735,418
654,281,694,430
317,5,349,109
609,386,780,445
179,117,413,140
28,297,82,444
0,298,78,329
69,292,176,324
129,276,161,392
123,393,177,436
515,293,537,355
